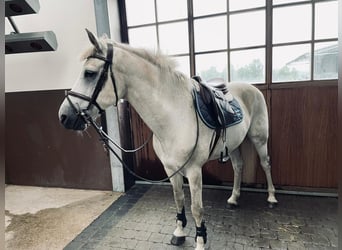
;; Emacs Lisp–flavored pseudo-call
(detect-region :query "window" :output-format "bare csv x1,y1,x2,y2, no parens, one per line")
272,0,338,82
273,4,312,44
229,0,265,11
229,8,266,84
193,0,226,17
229,10,265,49
194,16,227,52
128,26,158,49
315,1,338,39
124,0,189,75
125,0,155,26
123,0,338,84
196,52,228,81
273,44,311,82
156,0,187,22
231,48,265,83
273,0,310,6
314,41,338,80
159,21,189,55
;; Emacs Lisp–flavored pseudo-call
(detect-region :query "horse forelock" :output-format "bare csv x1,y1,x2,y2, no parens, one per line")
80,37,111,61
80,47,95,61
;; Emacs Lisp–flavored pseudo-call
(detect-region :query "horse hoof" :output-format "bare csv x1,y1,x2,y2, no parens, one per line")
268,202,277,209
227,203,238,209
171,235,186,246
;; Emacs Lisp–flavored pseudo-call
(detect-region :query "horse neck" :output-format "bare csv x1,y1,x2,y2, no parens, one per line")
113,47,194,138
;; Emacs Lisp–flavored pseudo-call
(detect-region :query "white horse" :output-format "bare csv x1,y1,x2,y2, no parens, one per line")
58,30,277,250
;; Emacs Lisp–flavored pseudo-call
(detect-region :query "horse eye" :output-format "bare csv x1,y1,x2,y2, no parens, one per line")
84,70,97,78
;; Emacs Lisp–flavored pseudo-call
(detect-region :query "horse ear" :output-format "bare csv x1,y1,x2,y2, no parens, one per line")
85,28,102,53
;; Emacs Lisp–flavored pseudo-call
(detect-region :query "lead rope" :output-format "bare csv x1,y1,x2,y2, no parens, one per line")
81,110,200,183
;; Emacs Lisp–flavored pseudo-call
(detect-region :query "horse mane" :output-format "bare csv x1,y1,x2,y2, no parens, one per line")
81,38,179,70
112,41,189,87
112,42,178,71
80,38,188,87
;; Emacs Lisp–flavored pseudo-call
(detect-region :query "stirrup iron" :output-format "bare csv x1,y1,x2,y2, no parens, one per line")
219,146,229,163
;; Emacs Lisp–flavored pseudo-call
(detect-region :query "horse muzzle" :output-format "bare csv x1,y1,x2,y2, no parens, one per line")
59,112,86,131
58,102,87,130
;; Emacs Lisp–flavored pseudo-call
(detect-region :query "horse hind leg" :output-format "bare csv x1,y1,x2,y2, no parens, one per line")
227,148,243,208
250,135,278,207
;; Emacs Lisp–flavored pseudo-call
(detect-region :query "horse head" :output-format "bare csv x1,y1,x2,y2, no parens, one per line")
58,29,120,130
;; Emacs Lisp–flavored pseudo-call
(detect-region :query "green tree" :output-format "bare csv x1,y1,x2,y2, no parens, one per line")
231,59,264,82
200,66,227,81
273,66,300,82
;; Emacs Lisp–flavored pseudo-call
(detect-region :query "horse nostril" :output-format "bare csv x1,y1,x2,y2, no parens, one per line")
60,114,67,124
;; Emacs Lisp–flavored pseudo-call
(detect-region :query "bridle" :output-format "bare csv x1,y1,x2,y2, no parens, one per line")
66,43,118,114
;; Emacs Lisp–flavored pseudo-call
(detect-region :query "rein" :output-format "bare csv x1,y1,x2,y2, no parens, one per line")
66,42,200,183
81,110,200,183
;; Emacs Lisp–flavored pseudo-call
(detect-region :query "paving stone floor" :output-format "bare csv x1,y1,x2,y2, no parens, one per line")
65,184,338,250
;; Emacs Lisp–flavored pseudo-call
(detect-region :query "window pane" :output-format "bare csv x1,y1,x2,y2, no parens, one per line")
128,26,158,49
194,16,227,52
193,0,226,16
126,0,155,26
273,44,311,82
230,10,265,48
173,56,190,76
195,52,228,81
156,0,187,22
273,0,309,5
230,49,265,84
273,4,311,44
314,42,338,80
229,0,265,11
315,1,338,39
159,22,189,55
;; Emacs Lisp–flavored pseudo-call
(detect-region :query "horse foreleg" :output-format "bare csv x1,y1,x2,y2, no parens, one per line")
227,149,243,207
169,173,187,246
188,168,206,250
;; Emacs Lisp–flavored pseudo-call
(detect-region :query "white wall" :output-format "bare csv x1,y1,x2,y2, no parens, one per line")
5,0,97,92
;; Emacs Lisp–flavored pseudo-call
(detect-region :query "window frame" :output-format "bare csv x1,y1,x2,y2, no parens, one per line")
119,0,338,87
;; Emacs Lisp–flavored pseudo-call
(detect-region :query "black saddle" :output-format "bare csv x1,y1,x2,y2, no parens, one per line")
192,76,243,130
192,76,243,163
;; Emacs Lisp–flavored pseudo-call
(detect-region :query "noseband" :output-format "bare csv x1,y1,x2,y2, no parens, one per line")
66,43,118,114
